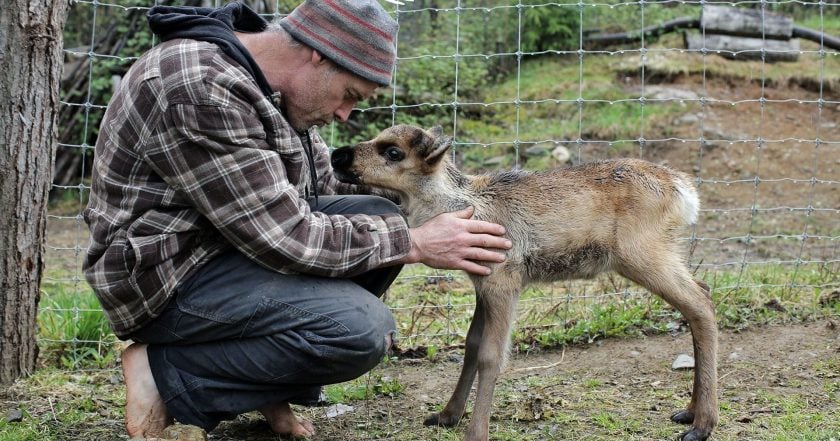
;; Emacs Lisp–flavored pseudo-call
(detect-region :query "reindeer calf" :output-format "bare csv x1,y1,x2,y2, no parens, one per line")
331,125,718,441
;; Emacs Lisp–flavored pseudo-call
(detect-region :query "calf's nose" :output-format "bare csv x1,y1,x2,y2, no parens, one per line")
331,146,354,170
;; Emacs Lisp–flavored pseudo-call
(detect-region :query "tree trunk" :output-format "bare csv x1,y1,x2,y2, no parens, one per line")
0,0,69,384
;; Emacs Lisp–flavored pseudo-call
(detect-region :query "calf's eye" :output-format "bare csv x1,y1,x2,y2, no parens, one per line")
385,147,405,162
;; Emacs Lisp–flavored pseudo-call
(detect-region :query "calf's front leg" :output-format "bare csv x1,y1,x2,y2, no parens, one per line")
424,300,486,427
463,276,521,441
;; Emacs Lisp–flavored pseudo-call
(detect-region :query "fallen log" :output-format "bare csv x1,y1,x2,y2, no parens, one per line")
701,5,793,40
584,17,699,46
792,25,840,51
684,32,800,62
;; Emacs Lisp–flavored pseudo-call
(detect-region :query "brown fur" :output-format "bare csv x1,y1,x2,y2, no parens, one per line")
331,125,719,441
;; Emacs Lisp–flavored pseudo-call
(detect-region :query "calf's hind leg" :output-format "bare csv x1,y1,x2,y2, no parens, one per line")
618,257,718,441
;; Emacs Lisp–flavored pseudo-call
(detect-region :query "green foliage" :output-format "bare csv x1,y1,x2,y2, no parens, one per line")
38,284,117,370
62,0,157,152
520,3,580,53
327,1,580,147
0,369,124,441
580,1,700,35
385,261,838,353
324,373,405,404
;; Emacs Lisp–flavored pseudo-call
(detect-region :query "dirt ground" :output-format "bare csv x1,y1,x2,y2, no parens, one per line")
5,321,835,440
20,61,839,441
206,321,840,441
611,75,840,265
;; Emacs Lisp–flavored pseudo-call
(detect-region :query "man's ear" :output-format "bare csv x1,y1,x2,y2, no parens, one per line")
424,126,452,165
311,49,327,65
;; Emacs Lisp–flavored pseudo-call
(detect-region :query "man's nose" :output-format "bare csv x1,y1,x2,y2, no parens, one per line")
334,102,354,122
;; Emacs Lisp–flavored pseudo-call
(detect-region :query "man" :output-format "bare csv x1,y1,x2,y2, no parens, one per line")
83,0,511,438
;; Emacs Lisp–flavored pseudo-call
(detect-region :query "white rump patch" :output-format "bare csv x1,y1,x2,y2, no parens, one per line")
676,179,700,225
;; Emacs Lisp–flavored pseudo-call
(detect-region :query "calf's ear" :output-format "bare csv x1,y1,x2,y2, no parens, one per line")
424,126,452,166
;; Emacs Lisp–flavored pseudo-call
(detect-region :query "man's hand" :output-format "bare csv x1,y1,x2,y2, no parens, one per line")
401,206,512,276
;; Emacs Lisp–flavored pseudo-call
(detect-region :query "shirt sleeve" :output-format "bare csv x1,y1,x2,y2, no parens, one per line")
142,101,411,277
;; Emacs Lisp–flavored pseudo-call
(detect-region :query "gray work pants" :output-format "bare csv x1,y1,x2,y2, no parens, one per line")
129,195,402,430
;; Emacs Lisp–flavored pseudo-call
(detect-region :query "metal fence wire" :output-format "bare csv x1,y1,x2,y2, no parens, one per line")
46,0,839,365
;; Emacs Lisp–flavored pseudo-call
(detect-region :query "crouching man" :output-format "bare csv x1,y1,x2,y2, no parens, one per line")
83,0,511,437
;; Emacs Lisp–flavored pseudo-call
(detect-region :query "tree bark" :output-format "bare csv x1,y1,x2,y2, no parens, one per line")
0,0,69,384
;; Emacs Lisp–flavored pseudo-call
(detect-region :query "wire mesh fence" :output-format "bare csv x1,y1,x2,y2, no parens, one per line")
44,0,840,371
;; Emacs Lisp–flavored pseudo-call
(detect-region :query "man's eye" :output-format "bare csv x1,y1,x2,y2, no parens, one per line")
385,147,404,161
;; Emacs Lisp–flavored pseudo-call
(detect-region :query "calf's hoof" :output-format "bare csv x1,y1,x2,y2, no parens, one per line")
679,427,711,441
423,412,460,428
670,409,694,425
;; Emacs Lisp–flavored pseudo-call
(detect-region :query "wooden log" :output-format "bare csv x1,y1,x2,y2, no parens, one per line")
793,26,840,51
685,32,800,62
584,17,699,47
701,5,793,40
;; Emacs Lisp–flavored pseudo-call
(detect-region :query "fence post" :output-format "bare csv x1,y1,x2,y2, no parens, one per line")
0,0,69,384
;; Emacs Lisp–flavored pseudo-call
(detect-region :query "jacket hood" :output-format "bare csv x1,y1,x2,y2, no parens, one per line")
147,2,273,96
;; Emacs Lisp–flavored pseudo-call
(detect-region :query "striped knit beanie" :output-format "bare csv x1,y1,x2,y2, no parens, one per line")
280,0,398,86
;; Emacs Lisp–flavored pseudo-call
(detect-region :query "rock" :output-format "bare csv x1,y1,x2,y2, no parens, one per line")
483,156,506,166
551,145,571,163
672,354,695,370
163,424,207,441
674,113,700,125
135,424,207,441
524,145,549,157
325,403,354,418
447,353,464,364
629,350,641,357
643,86,700,102
5,409,23,423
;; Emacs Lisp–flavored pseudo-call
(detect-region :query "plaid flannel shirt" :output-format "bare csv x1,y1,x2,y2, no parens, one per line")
84,39,411,337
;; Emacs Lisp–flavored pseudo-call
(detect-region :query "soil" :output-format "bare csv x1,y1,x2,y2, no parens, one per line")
291,321,840,441
597,75,840,265
17,65,839,441
4,322,835,440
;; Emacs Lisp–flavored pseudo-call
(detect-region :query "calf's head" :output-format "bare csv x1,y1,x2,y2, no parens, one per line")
331,124,453,193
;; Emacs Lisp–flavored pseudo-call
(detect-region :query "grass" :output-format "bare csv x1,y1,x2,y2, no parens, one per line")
323,371,406,404
0,369,124,441
385,260,839,354
37,282,117,370
12,253,834,440
457,53,688,170
5,8,839,439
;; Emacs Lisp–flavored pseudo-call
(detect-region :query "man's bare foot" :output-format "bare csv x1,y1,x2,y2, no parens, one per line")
122,343,173,437
260,402,315,438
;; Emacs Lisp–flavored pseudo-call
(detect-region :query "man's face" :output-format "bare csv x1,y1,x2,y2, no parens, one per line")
282,59,379,133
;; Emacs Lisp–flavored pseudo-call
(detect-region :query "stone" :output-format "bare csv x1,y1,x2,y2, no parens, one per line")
325,403,354,418
551,145,571,163
672,353,695,370
4,409,23,423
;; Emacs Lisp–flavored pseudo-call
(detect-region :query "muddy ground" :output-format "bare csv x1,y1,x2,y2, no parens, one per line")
3,321,837,440
11,54,840,441
302,321,840,441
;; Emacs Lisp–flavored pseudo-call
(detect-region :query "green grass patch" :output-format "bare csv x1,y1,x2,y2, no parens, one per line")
0,368,123,441
324,371,406,404
38,281,116,370
385,260,838,353
459,54,686,170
